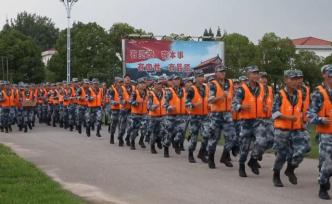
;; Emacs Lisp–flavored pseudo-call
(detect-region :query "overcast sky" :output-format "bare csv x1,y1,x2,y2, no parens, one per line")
1,0,331,43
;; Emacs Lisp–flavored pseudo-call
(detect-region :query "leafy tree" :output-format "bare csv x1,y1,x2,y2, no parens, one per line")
324,53,332,65
223,33,257,78
216,27,222,37
10,12,59,51
0,29,44,82
208,28,214,37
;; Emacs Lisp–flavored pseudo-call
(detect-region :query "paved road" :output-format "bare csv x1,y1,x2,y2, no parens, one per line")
0,125,328,204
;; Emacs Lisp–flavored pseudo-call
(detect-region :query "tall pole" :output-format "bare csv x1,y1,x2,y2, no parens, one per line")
61,0,78,84
1,57,4,80
6,57,8,81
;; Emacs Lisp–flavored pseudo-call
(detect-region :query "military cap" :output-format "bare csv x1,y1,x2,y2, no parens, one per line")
137,78,145,83
246,65,259,73
173,75,181,80
92,78,99,84
294,69,304,77
233,79,240,83
215,64,226,72
326,69,332,77
259,72,268,77
72,78,79,83
239,76,248,81
321,64,332,74
114,77,123,82
83,79,90,84
194,69,204,77
284,70,297,78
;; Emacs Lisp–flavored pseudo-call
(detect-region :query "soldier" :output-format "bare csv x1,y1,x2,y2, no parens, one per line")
185,70,210,163
232,65,267,177
85,79,103,137
19,84,35,132
68,78,79,131
118,74,134,146
147,78,165,154
108,77,122,144
231,79,241,158
128,77,148,150
295,69,310,124
307,64,332,200
206,65,237,169
272,70,310,187
259,72,274,154
35,83,48,123
76,79,89,134
163,75,187,157
181,77,194,151
0,81,12,133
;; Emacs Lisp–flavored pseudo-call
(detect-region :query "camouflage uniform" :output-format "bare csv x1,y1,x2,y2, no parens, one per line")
118,85,133,145
232,82,268,167
307,83,332,187
0,89,10,132
85,86,103,137
272,88,310,172
76,87,88,134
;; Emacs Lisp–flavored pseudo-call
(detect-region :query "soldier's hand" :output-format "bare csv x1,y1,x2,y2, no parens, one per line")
168,106,174,112
321,117,331,125
194,102,202,107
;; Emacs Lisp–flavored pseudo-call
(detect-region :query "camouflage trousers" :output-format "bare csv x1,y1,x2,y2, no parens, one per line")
273,129,311,171
238,119,267,164
207,112,236,154
51,105,60,125
85,107,103,128
233,120,241,150
76,105,87,127
9,107,16,125
17,107,34,127
319,134,332,185
118,109,130,142
263,119,275,151
67,104,76,128
59,105,68,127
188,115,210,152
148,117,163,145
162,115,186,148
0,107,10,128
128,114,148,144
109,110,120,137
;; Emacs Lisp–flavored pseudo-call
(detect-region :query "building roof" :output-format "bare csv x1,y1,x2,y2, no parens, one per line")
292,37,331,46
194,55,222,69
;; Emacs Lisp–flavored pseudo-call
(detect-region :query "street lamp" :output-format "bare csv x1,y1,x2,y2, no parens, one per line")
60,0,78,83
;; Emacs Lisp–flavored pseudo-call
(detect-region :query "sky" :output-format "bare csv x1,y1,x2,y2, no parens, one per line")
0,0,331,43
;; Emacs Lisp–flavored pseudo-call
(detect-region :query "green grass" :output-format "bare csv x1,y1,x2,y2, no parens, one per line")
0,144,86,204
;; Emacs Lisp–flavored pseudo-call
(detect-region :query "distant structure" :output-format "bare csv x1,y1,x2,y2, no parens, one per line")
292,37,332,58
41,49,57,66
193,55,223,74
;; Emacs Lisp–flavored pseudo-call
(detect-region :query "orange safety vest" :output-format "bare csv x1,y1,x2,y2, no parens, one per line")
148,91,166,117
232,111,239,121
62,89,71,107
187,85,209,116
274,89,303,130
87,87,103,107
110,85,120,110
14,89,20,107
78,88,88,106
316,85,332,134
239,83,265,120
131,89,148,115
1,90,11,107
209,79,234,112
261,85,273,118
167,87,186,115
53,89,60,105
120,85,135,110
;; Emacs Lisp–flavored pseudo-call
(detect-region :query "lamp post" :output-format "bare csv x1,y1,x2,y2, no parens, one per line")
60,0,78,83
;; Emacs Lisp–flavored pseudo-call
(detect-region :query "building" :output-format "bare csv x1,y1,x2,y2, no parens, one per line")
41,49,57,66
193,55,223,74
292,37,332,58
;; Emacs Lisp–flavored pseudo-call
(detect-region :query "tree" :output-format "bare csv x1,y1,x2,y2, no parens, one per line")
324,53,332,65
216,27,222,37
256,33,296,85
0,29,44,82
208,28,214,37
223,33,257,78
10,12,59,51
294,50,322,87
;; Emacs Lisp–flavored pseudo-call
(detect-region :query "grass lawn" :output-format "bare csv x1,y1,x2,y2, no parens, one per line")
0,144,86,204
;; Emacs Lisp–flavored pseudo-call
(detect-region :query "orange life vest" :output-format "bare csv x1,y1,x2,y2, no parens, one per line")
209,79,234,112
87,87,103,107
274,89,303,130
301,85,310,122
239,83,265,119
316,85,332,134
167,87,186,115
62,89,71,107
148,91,166,117
120,85,135,110
131,89,148,115
187,85,209,116
261,85,273,118
110,85,120,110
78,88,88,106
1,90,11,107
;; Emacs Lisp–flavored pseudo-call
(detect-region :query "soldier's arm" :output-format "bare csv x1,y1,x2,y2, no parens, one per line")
307,90,325,125
0,91,4,102
208,82,217,103
130,91,138,106
147,94,155,111
232,87,245,112
185,87,195,109
272,92,282,120
164,89,173,111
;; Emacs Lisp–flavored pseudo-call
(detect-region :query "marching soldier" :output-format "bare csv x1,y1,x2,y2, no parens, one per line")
107,77,122,144
307,64,332,200
76,79,89,134
272,70,310,187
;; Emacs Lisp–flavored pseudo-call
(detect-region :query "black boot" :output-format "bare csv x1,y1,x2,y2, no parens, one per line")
118,138,124,147
24,125,28,133
108,124,111,133
180,142,185,151
8,125,12,132
220,150,233,167
174,142,181,155
273,170,284,187
231,145,239,157
60,122,63,128
151,144,157,154
208,152,216,169
28,123,32,130
69,125,73,131
239,163,247,177
319,183,331,200
157,140,163,149
188,150,196,163
19,125,22,131
0,127,3,132
248,157,260,175
197,147,208,163
164,147,170,158
126,139,131,147
130,140,136,150
32,122,35,127
139,136,146,148
86,126,91,137
285,164,297,185
5,127,8,133
96,125,101,137
110,134,114,144
52,120,56,127
78,125,82,134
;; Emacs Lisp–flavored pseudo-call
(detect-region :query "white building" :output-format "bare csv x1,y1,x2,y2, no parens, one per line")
41,49,57,66
292,37,332,59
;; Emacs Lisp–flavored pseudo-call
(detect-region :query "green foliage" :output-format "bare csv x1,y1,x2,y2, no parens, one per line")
0,29,44,83
0,144,85,204
324,53,332,64
294,50,322,86
10,11,59,51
